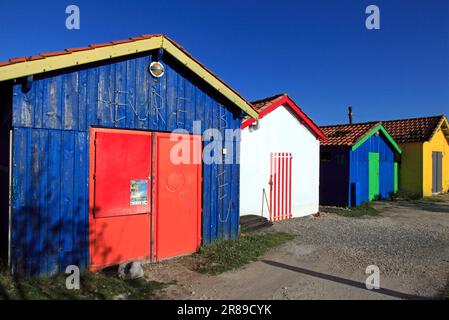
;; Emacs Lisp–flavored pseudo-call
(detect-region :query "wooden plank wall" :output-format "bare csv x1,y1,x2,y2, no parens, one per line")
9,52,242,275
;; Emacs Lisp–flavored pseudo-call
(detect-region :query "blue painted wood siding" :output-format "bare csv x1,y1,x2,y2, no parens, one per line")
9,52,241,275
348,134,395,206
0,86,12,258
319,146,350,207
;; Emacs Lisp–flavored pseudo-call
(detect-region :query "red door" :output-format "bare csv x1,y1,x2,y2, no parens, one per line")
153,133,202,260
89,129,202,270
270,152,293,222
89,129,152,270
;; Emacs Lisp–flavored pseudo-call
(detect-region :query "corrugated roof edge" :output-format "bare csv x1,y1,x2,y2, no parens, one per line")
320,121,401,153
0,34,258,119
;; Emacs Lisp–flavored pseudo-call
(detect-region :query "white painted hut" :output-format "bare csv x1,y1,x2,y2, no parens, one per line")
240,94,327,221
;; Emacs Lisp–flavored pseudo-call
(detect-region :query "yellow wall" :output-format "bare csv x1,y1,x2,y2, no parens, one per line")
398,142,423,195
423,129,449,196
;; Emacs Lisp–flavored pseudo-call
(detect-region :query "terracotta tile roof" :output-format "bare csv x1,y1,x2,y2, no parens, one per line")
241,93,286,121
251,93,287,113
382,115,446,143
243,93,327,141
320,122,381,147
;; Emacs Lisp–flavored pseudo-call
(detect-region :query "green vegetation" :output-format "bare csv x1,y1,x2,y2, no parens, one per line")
391,190,422,201
391,190,448,204
411,197,447,205
0,232,295,298
320,203,381,218
187,232,294,275
0,265,164,300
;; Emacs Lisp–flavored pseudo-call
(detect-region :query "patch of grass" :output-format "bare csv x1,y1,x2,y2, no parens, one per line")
392,190,448,204
410,198,445,206
391,190,422,201
0,265,165,300
415,195,447,203
320,203,381,218
189,232,294,275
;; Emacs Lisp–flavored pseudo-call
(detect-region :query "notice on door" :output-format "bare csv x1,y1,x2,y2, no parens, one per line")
130,180,148,205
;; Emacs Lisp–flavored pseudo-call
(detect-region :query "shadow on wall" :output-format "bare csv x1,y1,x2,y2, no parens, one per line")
0,201,121,299
0,85,11,261
4,182,119,277
1,122,122,277
10,188,80,276
0,171,8,260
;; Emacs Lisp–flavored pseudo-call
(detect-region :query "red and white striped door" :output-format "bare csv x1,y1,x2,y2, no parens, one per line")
269,152,293,222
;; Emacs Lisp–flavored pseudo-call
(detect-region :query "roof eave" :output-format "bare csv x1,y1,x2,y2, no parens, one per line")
351,124,402,154
0,35,258,119
242,94,327,140
428,115,449,143
0,35,164,82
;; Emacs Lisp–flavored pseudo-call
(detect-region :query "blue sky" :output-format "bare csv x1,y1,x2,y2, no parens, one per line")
0,0,447,125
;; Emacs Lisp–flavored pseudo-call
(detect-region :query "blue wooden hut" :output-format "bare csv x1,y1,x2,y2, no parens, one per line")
319,122,401,207
0,35,258,275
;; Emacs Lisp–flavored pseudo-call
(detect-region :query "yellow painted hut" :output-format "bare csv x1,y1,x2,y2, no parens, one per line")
383,115,449,197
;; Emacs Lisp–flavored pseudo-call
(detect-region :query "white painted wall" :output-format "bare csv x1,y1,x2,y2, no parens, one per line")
240,104,320,218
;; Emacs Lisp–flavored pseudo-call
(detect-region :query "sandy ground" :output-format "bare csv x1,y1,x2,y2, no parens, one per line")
144,194,449,300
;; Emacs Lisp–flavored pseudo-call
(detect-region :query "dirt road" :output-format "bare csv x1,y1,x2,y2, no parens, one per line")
145,194,449,300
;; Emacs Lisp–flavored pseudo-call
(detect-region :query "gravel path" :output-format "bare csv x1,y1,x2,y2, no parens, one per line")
147,195,449,299
271,212,449,279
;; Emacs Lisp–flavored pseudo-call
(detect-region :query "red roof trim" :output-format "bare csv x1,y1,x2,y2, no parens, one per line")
8,57,27,64
111,39,134,45
242,95,327,141
0,34,162,69
28,55,46,61
88,43,112,48
40,51,70,57
66,46,92,53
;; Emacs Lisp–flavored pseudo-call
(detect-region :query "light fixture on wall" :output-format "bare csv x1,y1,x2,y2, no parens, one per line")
149,61,165,78
250,120,260,131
